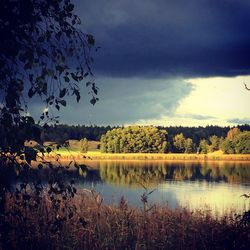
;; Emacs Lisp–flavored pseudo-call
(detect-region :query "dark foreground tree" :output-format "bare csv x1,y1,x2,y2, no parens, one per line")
0,1,98,248
0,0,99,153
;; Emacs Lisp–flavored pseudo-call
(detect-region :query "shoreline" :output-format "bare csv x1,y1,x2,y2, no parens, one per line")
42,151,250,162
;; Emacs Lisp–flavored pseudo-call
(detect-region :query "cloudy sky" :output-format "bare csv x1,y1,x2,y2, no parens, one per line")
39,0,250,126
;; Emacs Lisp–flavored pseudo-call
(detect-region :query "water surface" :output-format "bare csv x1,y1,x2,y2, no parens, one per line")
15,160,250,215
75,160,250,215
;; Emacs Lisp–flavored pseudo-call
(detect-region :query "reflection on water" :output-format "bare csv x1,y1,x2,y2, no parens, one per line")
14,161,250,215
99,161,250,187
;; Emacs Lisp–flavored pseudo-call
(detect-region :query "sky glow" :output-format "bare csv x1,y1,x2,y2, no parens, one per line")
174,76,250,126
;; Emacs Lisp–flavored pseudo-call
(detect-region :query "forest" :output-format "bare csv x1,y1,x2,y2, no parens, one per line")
40,124,250,154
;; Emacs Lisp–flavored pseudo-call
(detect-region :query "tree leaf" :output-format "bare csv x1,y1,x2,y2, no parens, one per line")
28,88,35,98
59,100,67,107
59,88,66,98
90,97,97,105
87,34,95,46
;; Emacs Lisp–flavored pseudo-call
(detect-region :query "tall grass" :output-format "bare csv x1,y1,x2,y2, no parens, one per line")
43,149,250,162
1,188,249,250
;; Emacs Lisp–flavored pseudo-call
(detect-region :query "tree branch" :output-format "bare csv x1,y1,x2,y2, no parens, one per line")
244,83,250,91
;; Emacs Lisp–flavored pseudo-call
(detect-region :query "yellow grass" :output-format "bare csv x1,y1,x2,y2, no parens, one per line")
41,149,250,162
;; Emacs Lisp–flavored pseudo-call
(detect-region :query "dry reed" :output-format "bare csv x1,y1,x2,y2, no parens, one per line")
1,188,249,250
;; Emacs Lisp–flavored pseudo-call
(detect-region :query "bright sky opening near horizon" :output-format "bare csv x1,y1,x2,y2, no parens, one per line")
32,0,250,127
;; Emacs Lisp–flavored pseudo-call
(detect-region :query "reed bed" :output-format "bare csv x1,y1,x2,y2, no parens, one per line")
43,150,250,162
1,188,249,250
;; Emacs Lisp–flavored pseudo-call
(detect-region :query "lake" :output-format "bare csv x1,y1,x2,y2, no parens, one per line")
15,160,250,215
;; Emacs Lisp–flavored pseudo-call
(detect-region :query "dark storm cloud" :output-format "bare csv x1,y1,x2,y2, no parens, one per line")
75,0,250,78
27,1,250,125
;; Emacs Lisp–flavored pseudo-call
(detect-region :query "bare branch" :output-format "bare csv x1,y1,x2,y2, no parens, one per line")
244,83,250,91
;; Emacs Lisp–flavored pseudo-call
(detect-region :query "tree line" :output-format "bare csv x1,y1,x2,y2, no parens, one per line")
172,128,250,154
41,124,113,142
41,124,250,142
40,124,250,154
99,126,250,154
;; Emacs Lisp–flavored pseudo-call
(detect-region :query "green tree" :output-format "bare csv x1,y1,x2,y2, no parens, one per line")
227,128,241,141
80,138,88,153
221,131,250,154
208,135,221,152
233,131,250,154
221,138,235,154
173,133,193,153
100,135,107,153
199,139,209,154
173,133,186,153
185,138,194,153
100,126,168,153
160,141,168,153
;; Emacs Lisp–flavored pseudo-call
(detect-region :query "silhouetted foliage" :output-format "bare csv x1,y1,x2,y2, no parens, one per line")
0,1,97,248
41,124,112,143
0,0,98,153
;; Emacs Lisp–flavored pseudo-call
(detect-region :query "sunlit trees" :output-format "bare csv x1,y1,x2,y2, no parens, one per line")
80,138,88,153
208,135,222,152
198,139,209,154
221,130,250,154
161,141,168,153
227,127,241,141
173,133,186,153
221,127,242,154
229,131,250,154
185,138,194,153
233,131,250,154
221,139,235,154
173,133,194,153
100,126,168,153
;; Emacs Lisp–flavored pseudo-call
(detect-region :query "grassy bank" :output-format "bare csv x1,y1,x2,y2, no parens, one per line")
42,149,250,162
2,188,249,250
